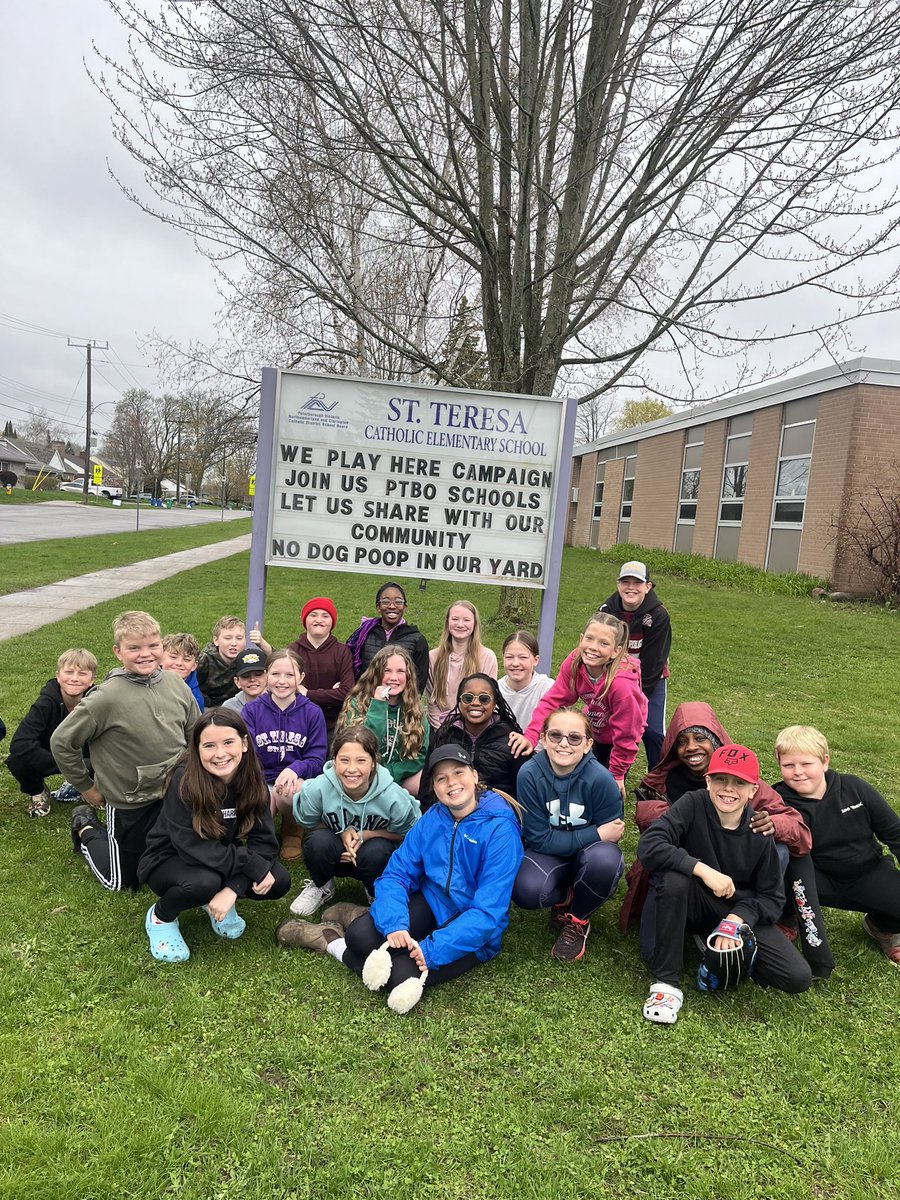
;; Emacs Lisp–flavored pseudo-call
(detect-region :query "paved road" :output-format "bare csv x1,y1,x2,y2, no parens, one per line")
0,535,252,642
0,501,250,545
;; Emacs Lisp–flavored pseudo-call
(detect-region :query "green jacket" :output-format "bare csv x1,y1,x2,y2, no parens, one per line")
50,669,198,810
346,697,430,784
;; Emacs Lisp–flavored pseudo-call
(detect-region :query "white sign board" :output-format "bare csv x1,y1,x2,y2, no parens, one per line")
265,371,567,588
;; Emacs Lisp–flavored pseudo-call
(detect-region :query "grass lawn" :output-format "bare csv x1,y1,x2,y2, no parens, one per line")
0,488,120,506
1,547,898,1199
0,518,251,597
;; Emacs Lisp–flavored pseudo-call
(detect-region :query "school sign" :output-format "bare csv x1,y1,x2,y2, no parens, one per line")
260,370,574,589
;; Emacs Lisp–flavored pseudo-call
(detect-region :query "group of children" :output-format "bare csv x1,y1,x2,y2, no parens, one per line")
3,560,898,1019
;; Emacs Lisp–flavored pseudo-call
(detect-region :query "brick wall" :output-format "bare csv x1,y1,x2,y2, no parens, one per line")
629,431,683,550
832,386,900,591
568,451,597,547
691,420,726,557
799,389,855,582
598,457,626,548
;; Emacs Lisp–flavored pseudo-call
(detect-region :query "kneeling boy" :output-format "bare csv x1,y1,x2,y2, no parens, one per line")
7,648,97,816
637,744,811,1024
51,611,198,892
774,725,900,967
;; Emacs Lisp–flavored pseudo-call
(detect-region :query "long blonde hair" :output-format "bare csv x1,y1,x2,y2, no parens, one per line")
430,600,486,709
338,646,427,760
570,612,629,703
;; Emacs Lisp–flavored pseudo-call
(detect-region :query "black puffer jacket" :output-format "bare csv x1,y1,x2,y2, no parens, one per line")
423,718,523,806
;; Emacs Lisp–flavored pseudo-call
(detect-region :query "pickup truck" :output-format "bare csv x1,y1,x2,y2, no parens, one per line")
59,478,124,500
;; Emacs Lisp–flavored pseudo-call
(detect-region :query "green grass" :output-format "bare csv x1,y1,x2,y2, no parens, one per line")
1,548,898,1198
600,541,830,596
0,487,119,506
0,518,251,597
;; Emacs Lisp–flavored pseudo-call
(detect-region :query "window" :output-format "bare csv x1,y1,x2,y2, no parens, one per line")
767,399,817,572
715,414,752,561
618,454,636,542
590,462,605,548
674,427,704,553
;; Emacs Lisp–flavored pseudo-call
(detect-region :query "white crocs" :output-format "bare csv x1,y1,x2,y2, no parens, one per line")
643,983,683,1024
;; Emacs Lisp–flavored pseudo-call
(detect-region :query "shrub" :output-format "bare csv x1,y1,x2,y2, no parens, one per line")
593,542,829,597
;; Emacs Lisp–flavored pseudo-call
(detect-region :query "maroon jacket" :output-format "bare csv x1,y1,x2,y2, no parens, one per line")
286,633,354,737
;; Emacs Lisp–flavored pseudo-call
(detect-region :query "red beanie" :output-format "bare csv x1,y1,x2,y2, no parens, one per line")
301,597,337,629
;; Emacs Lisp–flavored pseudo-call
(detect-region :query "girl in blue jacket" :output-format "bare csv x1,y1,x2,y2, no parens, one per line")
305,744,524,1013
513,708,625,964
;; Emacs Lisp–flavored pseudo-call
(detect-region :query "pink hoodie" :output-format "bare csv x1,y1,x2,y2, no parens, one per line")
524,650,648,780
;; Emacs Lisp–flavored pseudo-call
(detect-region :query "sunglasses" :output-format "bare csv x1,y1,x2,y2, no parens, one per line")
544,730,589,746
460,692,493,705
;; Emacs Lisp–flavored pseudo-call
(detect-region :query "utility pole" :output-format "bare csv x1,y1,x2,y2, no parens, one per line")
68,338,108,504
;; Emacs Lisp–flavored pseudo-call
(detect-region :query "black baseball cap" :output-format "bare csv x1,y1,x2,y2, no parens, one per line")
233,649,266,677
426,745,474,778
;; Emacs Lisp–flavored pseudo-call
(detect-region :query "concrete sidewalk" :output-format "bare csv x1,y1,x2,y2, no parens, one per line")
0,534,251,643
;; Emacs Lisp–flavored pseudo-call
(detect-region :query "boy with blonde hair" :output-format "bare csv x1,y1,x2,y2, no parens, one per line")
51,612,198,892
774,725,900,967
7,648,98,816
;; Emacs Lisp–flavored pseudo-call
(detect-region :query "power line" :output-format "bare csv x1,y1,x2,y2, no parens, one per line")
0,310,94,342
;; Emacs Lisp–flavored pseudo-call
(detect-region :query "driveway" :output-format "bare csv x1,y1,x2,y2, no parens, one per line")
0,502,251,545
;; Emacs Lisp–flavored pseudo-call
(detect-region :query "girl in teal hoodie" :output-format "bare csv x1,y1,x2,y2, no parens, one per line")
280,727,420,918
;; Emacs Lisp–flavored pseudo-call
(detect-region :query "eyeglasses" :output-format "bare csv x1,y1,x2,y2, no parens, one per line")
460,692,493,705
378,598,405,608
544,730,589,746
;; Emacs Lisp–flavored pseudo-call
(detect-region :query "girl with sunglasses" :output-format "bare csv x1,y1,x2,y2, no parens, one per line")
513,708,625,963
423,673,529,807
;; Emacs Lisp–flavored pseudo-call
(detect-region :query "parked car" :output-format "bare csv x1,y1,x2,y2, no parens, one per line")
60,478,123,500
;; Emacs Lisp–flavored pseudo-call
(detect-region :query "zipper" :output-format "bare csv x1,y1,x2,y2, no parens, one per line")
444,819,460,895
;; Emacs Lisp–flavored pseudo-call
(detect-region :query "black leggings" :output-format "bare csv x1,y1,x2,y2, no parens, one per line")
146,857,291,922
811,857,900,935
342,892,480,990
647,869,812,994
513,842,624,921
303,829,397,892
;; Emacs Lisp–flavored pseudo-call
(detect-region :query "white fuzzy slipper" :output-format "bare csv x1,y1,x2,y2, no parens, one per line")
387,970,429,1014
643,983,684,1024
362,942,393,990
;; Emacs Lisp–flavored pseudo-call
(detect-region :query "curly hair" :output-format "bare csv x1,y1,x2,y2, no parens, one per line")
337,645,427,761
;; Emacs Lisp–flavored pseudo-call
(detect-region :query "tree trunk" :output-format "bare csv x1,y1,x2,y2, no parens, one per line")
497,586,536,626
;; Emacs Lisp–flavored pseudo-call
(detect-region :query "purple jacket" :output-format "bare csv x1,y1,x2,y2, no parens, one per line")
242,691,327,783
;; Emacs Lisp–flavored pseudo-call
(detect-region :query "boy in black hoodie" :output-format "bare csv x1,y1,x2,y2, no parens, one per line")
774,725,900,967
638,744,811,1024
7,648,97,817
600,560,671,768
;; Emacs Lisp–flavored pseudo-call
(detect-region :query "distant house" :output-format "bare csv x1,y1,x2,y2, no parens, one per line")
567,357,900,592
0,438,34,477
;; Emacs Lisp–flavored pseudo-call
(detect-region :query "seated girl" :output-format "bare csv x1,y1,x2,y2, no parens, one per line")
337,646,429,797
345,581,430,692
422,673,529,807
138,710,291,963
513,709,625,963
275,726,420,924
282,745,524,1014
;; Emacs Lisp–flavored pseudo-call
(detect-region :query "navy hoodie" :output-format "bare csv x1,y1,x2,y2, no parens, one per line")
517,750,622,857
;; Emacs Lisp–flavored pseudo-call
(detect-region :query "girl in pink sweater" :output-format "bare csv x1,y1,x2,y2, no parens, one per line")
523,613,647,800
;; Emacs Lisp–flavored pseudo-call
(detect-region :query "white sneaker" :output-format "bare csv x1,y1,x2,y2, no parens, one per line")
289,877,335,917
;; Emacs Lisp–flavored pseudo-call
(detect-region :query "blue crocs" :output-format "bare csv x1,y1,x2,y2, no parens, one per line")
206,904,246,940
145,905,190,962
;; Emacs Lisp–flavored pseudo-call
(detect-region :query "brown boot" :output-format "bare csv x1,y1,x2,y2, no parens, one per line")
279,811,304,862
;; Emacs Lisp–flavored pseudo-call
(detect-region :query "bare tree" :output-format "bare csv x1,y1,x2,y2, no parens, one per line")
98,0,900,403
101,389,180,494
18,408,70,446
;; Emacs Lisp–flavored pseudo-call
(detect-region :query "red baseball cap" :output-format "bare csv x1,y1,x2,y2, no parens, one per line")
707,744,759,784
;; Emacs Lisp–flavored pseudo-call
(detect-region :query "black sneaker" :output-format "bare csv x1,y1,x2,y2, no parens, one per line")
70,805,100,852
551,914,591,962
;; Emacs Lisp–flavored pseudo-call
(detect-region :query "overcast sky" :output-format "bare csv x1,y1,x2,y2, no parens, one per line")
2,0,898,451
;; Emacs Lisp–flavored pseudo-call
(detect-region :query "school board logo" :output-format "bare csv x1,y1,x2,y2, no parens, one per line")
301,392,338,413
